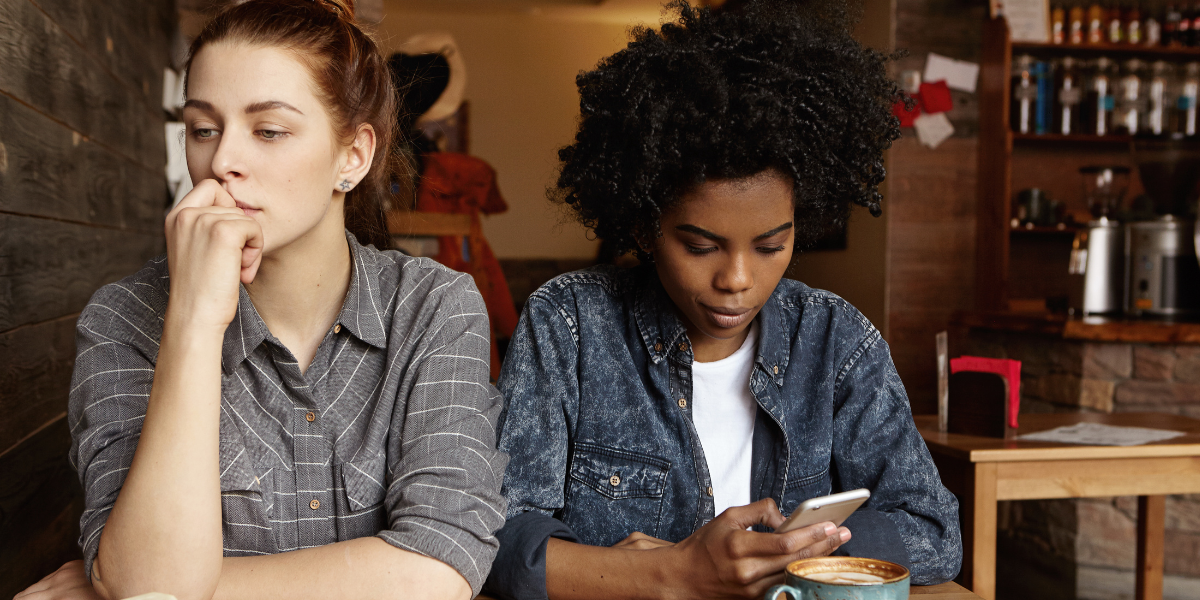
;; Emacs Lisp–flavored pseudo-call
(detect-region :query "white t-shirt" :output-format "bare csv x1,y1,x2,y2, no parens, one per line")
691,321,759,519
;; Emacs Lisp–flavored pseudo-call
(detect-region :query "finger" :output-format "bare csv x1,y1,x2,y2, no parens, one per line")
213,180,237,209
747,572,788,599
730,521,838,559
170,179,226,212
239,222,265,284
720,498,785,531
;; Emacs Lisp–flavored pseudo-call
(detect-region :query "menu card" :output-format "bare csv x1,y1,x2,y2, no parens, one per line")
1017,422,1186,446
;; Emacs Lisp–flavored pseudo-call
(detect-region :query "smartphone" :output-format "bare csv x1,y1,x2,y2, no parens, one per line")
774,488,870,534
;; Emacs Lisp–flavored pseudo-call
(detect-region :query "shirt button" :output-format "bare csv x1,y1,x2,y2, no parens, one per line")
774,365,780,374
706,486,714,497
678,398,687,409
305,411,316,423
654,342,663,352
334,324,342,334
678,342,688,352
309,499,321,510
609,475,621,486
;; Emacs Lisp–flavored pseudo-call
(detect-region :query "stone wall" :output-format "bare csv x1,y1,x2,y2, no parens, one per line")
960,328,1200,600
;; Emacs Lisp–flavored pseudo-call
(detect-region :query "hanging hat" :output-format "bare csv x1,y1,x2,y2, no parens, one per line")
396,32,466,124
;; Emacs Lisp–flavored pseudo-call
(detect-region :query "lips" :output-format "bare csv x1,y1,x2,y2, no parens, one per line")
234,200,261,215
703,304,752,329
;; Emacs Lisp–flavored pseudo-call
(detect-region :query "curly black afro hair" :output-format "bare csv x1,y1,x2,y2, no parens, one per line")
554,0,902,257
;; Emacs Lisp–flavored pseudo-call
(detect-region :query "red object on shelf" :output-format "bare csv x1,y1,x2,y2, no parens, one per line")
950,356,1021,429
918,80,954,114
893,94,921,127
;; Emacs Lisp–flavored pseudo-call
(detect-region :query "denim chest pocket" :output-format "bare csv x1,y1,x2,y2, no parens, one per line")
780,465,832,516
562,443,670,545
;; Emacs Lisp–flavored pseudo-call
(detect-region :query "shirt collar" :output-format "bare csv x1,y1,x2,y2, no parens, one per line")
220,231,389,373
630,265,791,386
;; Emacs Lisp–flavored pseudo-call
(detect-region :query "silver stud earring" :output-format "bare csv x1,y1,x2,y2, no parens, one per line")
339,179,353,192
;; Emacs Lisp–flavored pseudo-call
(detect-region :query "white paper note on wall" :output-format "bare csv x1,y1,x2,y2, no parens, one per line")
923,53,980,94
914,112,955,149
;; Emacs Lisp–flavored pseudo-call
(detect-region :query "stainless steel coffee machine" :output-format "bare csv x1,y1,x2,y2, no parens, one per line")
1070,167,1129,316
1126,216,1200,318
1128,140,1200,319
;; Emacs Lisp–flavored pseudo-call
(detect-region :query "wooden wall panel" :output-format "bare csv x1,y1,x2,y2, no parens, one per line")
0,94,164,229
886,137,978,414
0,416,84,600
0,0,165,170
886,0,985,413
0,316,76,453
0,0,171,593
0,215,162,331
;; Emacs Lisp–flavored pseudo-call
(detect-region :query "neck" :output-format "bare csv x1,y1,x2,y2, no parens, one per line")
246,213,352,372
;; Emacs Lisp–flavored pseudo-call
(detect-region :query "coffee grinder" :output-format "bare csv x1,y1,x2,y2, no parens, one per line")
1129,140,1200,319
1070,166,1129,316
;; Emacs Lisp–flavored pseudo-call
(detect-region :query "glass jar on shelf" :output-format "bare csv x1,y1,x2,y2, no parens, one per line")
1056,56,1084,134
1145,60,1174,136
1114,58,1145,134
1176,61,1200,136
1012,54,1039,134
1084,57,1116,135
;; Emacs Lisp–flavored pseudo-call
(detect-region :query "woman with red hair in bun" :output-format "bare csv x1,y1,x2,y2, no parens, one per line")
16,2,506,599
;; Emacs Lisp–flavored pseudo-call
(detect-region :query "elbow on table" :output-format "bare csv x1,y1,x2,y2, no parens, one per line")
91,554,221,600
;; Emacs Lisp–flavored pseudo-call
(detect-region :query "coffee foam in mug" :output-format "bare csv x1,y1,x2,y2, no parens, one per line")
803,571,886,585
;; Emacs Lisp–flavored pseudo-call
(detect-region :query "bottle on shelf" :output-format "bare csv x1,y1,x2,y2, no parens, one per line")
1071,4,1087,43
1166,3,1183,45
1037,59,1055,132
1126,4,1143,44
1107,2,1125,42
1057,56,1085,134
1084,56,1117,135
1012,54,1039,134
1053,4,1067,44
1146,60,1173,135
1090,2,1108,42
1146,8,1162,45
1179,3,1193,45
1177,62,1200,136
1115,58,1145,134
1191,1,1200,45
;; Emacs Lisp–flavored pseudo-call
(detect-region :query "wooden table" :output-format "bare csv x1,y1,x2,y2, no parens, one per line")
478,581,981,600
916,412,1200,600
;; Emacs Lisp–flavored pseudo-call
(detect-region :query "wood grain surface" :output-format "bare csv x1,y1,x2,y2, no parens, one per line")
0,315,77,453
952,311,1200,344
0,94,164,229
0,0,166,170
0,214,162,331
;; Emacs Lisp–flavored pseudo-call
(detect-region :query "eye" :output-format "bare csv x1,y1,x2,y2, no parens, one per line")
191,128,218,140
686,245,718,255
757,245,787,254
257,129,287,140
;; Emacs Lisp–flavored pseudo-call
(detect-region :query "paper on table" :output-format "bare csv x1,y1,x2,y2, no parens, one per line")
914,112,954,149
924,53,980,94
1017,422,1186,446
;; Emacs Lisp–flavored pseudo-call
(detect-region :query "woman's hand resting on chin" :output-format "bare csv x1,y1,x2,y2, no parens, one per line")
164,179,264,332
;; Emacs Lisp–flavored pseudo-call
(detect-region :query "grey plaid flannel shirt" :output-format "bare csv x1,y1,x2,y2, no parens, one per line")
68,232,508,595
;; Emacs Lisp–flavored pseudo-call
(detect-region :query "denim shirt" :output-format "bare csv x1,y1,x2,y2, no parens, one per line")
485,266,961,599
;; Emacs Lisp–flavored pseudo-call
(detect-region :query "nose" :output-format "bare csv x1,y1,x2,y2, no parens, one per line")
714,251,753,294
210,129,246,184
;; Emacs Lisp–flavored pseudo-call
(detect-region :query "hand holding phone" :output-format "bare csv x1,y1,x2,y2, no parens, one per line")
774,488,870,534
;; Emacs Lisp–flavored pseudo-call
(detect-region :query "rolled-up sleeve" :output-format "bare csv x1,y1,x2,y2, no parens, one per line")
68,283,162,580
379,273,509,596
832,332,962,585
485,295,581,600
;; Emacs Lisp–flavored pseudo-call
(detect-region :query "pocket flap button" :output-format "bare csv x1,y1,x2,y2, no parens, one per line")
309,499,321,510
305,411,316,423
609,474,621,486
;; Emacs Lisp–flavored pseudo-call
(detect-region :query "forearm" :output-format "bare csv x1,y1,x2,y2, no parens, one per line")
213,537,470,600
546,538,676,600
93,317,226,600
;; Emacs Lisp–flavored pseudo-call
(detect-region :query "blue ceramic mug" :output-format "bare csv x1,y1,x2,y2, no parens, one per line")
764,556,910,600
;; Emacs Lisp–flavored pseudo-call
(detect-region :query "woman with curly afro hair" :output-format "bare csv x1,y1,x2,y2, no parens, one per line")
485,1,962,599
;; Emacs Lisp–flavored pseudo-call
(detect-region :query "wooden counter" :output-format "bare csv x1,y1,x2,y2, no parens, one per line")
953,311,1200,344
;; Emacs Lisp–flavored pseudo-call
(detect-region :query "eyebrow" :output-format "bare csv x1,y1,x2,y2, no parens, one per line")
675,222,793,242
182,99,304,115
